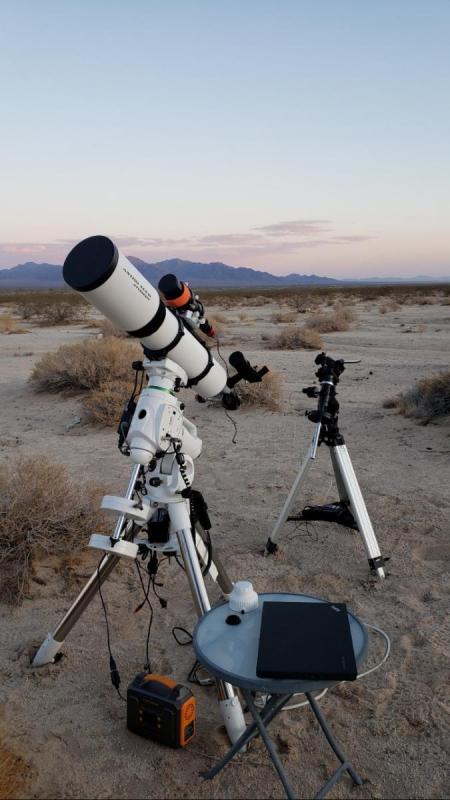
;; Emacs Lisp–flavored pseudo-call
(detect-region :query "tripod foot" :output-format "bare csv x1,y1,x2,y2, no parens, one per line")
32,633,64,667
219,696,247,750
368,555,388,580
264,537,279,556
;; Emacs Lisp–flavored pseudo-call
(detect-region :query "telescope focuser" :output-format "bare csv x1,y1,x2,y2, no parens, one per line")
158,274,215,338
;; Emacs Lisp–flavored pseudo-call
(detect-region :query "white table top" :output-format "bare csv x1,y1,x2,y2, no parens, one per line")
193,592,368,694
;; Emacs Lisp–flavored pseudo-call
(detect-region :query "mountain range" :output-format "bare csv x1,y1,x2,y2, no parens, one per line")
0,258,343,288
0,258,448,288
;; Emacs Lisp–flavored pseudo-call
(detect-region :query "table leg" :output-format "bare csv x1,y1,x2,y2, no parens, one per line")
244,691,297,800
201,693,291,782
305,692,363,798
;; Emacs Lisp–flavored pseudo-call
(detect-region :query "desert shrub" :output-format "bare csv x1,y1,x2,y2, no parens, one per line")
383,371,450,421
0,456,108,604
37,302,88,324
270,311,297,324
209,311,228,324
286,294,319,313
0,733,30,799
0,313,28,334
272,325,324,350
379,300,401,314
83,380,131,426
306,304,356,333
30,337,141,393
13,291,88,323
235,369,282,411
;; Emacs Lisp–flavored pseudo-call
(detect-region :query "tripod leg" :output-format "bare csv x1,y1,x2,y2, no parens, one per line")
32,549,125,666
169,502,246,747
32,466,142,667
329,448,349,504
194,526,233,597
331,445,386,579
265,423,321,555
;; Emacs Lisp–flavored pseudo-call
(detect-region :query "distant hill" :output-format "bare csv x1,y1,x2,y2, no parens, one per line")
0,258,448,289
0,258,343,288
0,262,63,287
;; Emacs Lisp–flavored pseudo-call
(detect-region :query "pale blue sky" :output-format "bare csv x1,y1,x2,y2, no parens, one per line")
0,0,449,276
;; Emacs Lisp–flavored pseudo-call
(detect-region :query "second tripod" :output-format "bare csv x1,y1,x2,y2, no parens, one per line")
265,353,388,580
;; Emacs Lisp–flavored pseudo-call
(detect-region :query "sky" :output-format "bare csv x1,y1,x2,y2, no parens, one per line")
0,0,449,278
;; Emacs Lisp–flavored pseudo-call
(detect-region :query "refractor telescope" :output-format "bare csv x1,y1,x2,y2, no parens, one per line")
63,236,226,398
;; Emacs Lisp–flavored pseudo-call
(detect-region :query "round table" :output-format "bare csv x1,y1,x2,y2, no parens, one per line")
193,592,368,800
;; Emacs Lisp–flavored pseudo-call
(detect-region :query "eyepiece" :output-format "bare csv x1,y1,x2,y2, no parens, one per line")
158,274,193,309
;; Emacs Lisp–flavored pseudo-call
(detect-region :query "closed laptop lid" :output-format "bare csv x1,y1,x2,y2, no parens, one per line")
256,601,357,681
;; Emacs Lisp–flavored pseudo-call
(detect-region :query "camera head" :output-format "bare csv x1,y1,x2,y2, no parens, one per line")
314,352,346,385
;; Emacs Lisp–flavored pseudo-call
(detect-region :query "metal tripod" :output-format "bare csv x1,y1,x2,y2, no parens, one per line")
32,358,247,745
265,354,387,580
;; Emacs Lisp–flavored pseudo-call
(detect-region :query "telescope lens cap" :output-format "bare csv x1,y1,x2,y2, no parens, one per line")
63,235,119,292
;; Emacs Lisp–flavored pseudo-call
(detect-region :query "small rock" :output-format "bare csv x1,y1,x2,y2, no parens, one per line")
66,415,81,430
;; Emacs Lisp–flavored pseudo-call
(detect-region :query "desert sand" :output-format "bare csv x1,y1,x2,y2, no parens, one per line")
0,298,449,799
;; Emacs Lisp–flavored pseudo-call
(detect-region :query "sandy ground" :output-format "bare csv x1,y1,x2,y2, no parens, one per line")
0,299,449,800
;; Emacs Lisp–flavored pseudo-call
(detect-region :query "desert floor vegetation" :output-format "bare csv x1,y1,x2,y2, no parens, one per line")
270,310,297,324
306,303,356,333
0,733,30,800
200,282,449,309
0,290,89,324
30,337,141,394
379,299,402,314
271,324,324,350
0,313,28,334
234,368,282,411
0,287,449,800
0,456,108,604
384,370,450,422
29,337,141,427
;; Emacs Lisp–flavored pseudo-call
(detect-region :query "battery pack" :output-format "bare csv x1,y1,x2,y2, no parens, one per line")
127,672,196,748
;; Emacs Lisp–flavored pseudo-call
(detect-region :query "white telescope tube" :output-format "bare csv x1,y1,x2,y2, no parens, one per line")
63,236,227,397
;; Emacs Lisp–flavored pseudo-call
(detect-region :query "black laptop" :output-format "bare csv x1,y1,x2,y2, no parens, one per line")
256,601,357,681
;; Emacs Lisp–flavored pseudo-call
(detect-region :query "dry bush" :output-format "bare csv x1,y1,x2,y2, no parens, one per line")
306,304,356,333
12,291,89,323
0,732,31,799
379,300,401,314
0,313,28,334
83,380,131,426
30,337,141,393
209,311,229,324
270,311,297,324
245,295,272,307
37,302,89,324
383,371,450,422
272,325,324,350
235,369,282,411
0,456,108,604
286,294,319,313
